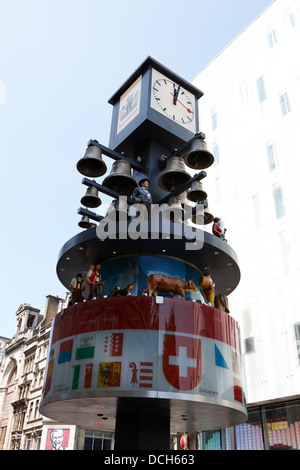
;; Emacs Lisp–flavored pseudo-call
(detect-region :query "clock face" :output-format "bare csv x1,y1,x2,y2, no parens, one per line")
150,69,196,133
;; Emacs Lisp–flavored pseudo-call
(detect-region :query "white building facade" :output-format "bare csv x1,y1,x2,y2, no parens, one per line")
192,0,300,449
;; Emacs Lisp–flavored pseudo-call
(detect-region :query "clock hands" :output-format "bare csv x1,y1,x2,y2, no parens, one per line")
170,91,193,113
173,85,180,105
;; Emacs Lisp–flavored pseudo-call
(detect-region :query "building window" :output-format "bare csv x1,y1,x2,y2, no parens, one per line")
266,144,276,171
289,12,296,28
265,401,300,450
268,29,277,48
279,92,291,116
244,337,255,354
294,323,300,363
256,76,267,103
235,408,264,450
84,431,113,450
211,108,218,130
213,144,219,165
273,187,285,219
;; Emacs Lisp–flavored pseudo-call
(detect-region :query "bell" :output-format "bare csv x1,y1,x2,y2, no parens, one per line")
102,160,137,196
204,205,214,224
178,192,194,222
106,198,130,221
80,186,101,208
158,156,192,192
204,209,214,225
191,206,204,225
77,145,107,177
184,139,214,170
191,199,213,225
78,215,93,229
187,180,208,203
162,195,183,222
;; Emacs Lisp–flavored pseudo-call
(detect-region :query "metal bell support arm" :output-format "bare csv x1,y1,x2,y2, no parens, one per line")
81,177,135,205
157,170,207,205
88,139,145,172
172,131,206,158
159,132,206,170
78,207,103,222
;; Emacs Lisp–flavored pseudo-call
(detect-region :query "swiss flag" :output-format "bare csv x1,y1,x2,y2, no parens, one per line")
162,334,202,391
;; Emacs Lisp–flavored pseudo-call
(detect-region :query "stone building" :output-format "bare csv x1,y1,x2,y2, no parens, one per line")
0,295,67,449
0,294,114,450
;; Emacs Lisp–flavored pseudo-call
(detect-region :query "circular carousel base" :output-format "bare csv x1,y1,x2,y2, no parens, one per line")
40,297,247,433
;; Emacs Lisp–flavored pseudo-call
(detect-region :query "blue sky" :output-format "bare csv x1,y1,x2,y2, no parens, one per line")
0,0,273,338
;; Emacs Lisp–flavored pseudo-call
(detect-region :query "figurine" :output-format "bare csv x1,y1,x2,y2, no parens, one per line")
199,273,215,306
86,264,106,299
69,273,85,305
144,274,198,299
214,294,230,313
131,178,152,219
212,217,227,241
112,284,134,296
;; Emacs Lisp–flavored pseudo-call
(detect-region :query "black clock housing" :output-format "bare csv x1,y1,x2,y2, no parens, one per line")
108,57,203,159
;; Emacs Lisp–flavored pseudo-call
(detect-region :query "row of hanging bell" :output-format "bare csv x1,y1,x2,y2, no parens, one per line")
77,145,137,195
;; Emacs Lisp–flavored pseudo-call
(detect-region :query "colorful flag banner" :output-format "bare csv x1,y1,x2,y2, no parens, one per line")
72,363,94,390
97,362,121,387
58,339,73,364
75,337,95,360
43,359,54,396
102,333,123,356
128,361,153,388
215,344,229,369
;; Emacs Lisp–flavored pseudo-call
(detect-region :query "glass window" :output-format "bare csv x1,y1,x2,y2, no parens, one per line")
256,76,267,103
211,109,218,130
200,430,221,450
235,408,264,450
289,13,296,28
84,431,113,450
294,323,300,363
273,187,285,219
280,92,291,116
266,144,276,171
244,336,255,354
265,401,300,450
268,29,277,48
213,144,219,165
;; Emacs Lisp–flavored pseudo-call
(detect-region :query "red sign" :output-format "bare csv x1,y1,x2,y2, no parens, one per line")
162,334,202,391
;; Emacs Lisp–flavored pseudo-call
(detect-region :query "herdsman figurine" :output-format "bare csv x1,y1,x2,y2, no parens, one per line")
86,264,106,299
131,178,152,219
69,273,85,305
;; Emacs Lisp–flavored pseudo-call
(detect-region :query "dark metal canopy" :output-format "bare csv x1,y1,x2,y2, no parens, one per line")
57,223,240,296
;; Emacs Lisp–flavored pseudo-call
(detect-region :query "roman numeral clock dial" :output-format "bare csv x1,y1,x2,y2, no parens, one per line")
150,69,196,133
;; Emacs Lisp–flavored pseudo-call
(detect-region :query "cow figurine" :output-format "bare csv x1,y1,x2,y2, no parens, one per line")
144,274,198,299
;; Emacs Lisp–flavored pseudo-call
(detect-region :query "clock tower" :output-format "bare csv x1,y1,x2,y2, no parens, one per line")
40,57,247,451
